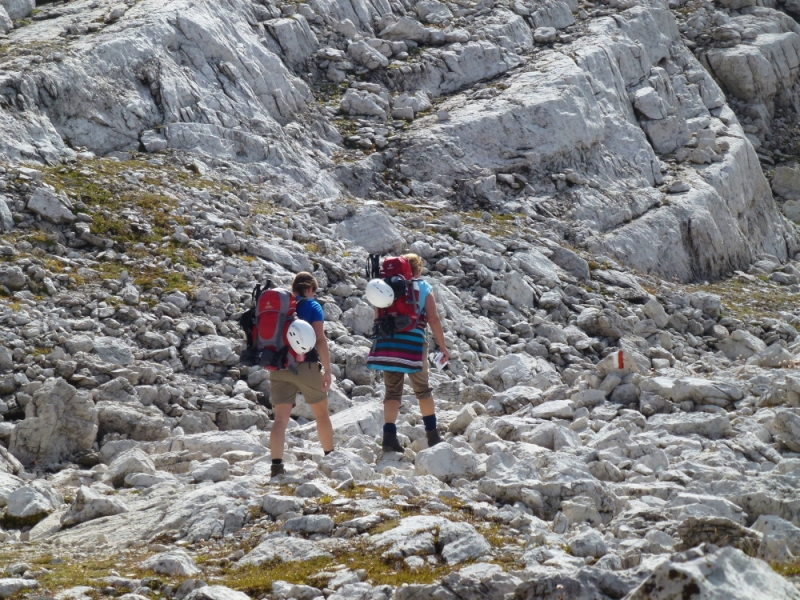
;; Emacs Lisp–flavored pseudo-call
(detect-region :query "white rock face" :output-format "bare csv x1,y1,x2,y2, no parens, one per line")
438,520,491,565
626,547,800,600
9,378,98,468
93,337,135,366
179,431,267,457
773,164,800,199
0,472,23,508
61,486,129,528
753,515,800,563
184,586,251,600
281,514,335,534
1,0,34,20
480,354,560,392
237,535,332,566
262,495,305,519
647,412,732,439
182,336,237,368
0,579,38,598
140,550,201,576
96,402,170,442
318,450,373,482
6,482,62,520
103,449,157,488
2,0,800,596
717,329,768,360
336,207,405,254
773,409,800,452
415,443,480,482
191,458,230,483
27,187,75,224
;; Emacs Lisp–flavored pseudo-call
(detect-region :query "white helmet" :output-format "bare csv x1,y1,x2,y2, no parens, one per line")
287,320,316,354
365,279,394,308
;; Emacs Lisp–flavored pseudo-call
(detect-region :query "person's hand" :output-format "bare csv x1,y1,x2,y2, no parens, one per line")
439,348,450,363
321,370,332,391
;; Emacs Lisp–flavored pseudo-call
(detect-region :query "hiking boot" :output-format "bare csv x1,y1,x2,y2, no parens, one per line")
270,462,285,478
426,429,443,448
382,431,404,453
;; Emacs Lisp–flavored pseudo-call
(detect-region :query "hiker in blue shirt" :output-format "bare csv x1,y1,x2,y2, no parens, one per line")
269,272,334,476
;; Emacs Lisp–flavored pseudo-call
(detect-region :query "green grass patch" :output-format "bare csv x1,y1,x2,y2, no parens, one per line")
772,561,800,577
687,276,797,321
219,544,455,594
368,518,400,535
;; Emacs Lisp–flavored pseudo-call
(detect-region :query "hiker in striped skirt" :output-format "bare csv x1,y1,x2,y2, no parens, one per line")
366,253,450,452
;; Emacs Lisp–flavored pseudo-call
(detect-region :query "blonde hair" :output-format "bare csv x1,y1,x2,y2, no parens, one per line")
291,272,318,295
403,253,423,277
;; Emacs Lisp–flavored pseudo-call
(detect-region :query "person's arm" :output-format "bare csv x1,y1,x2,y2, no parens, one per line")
425,293,449,362
311,320,332,391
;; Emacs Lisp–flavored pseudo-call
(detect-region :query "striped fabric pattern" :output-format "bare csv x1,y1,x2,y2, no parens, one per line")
367,329,426,373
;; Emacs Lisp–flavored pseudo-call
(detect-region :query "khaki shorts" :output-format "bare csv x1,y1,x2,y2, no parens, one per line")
269,362,328,406
382,342,433,403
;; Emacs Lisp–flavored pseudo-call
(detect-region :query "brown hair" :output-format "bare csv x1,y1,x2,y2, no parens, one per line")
403,253,423,277
291,272,318,296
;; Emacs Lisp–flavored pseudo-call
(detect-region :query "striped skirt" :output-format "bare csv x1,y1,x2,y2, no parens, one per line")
367,329,426,373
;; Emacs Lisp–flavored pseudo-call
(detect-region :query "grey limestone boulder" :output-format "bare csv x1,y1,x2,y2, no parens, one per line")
102,449,157,488
237,535,332,566
753,515,800,563
182,336,238,368
140,549,201,576
0,266,25,291
27,187,75,224
576,307,627,339
60,485,129,528
0,0,34,20
0,579,38,598
281,515,334,535
773,409,800,452
438,521,491,565
262,494,305,519
191,459,230,483
336,207,405,254
93,337,135,366
0,6,12,34
184,586,251,600
626,546,800,600
415,443,480,482
96,402,170,442
9,378,98,468
772,163,800,199
647,412,732,439
480,354,560,392
6,482,62,521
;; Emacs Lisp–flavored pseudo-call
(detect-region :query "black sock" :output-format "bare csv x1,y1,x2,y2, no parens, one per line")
423,415,437,432
383,423,397,435
272,458,282,465
324,450,333,456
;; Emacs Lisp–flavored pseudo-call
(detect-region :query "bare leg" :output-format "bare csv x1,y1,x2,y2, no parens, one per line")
270,404,293,460
418,396,435,417
309,399,334,453
383,399,401,424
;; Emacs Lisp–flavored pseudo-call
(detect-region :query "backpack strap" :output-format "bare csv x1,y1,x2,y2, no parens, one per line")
367,254,381,280
294,297,321,363
252,279,274,305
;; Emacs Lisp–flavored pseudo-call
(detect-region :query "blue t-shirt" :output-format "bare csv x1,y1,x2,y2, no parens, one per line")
296,297,324,324
415,280,432,315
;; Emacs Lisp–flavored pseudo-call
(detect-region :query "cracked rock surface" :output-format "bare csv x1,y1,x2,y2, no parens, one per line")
1,0,800,597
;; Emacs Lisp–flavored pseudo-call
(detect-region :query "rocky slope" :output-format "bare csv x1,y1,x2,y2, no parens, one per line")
1,0,800,598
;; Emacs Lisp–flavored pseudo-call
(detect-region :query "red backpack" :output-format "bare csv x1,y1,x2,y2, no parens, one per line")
367,255,427,338
239,283,307,370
